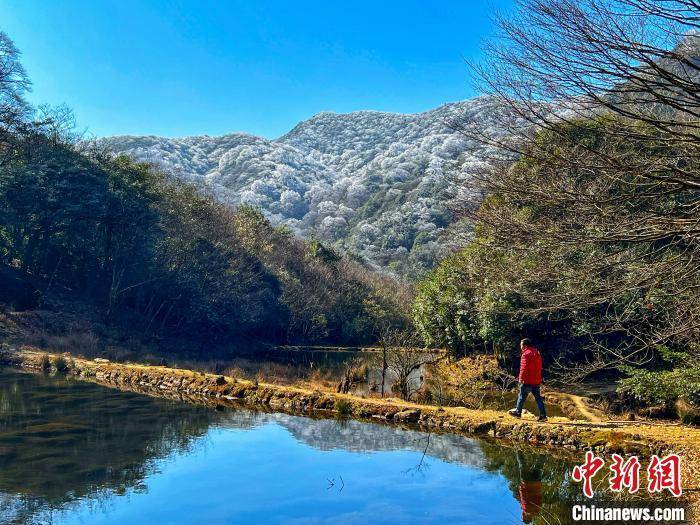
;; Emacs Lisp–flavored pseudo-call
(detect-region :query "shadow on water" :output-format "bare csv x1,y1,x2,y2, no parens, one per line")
0,368,623,524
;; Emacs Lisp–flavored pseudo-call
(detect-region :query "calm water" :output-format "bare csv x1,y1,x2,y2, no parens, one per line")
0,368,588,525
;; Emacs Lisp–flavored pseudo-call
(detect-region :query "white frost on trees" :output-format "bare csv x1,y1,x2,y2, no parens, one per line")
100,96,511,275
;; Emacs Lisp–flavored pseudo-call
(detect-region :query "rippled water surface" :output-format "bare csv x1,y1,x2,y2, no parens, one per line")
0,368,588,524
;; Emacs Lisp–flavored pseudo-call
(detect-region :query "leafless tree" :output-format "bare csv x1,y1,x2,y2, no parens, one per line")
35,103,82,145
379,329,439,400
337,356,366,394
450,0,700,376
0,31,31,166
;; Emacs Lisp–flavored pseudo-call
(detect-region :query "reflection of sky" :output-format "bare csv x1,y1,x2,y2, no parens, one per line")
47,422,521,525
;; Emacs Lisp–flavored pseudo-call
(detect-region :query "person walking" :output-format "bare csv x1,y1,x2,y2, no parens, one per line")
508,338,547,421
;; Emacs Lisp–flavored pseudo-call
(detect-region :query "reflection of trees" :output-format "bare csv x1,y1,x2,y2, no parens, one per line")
272,413,599,523
477,442,601,524
0,369,594,525
274,413,600,523
0,370,222,525
266,413,490,467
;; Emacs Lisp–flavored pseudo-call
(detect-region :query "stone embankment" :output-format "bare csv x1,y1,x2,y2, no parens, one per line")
1,346,691,456
3,345,698,520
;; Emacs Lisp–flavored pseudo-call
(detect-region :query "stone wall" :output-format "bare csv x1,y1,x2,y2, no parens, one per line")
0,346,670,459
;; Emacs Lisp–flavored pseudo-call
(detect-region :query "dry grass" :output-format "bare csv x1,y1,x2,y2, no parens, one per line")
420,355,517,408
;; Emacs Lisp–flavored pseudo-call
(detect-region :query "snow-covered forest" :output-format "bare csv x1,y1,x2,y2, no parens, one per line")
101,97,505,276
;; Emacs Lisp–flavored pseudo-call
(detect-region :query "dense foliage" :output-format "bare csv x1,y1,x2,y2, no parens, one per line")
620,348,700,408
415,117,699,374
412,222,571,369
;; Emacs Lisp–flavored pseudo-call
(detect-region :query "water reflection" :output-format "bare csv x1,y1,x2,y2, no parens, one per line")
517,452,544,523
0,368,584,524
0,370,218,524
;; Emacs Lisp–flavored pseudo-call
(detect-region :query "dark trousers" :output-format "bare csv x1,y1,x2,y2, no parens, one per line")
515,384,546,417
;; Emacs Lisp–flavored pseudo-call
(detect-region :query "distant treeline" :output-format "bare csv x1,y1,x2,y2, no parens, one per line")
0,32,409,347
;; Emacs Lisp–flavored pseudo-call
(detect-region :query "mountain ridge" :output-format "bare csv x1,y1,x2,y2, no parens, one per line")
100,96,502,276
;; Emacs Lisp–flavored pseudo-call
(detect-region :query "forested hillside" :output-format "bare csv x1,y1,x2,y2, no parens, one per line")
2,0,699,414
101,98,512,277
0,31,409,349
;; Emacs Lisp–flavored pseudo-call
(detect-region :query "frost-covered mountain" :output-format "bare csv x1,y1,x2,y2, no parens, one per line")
101,96,504,276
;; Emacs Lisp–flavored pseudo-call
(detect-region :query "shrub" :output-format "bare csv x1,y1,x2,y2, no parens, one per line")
620,354,700,408
40,354,51,372
334,398,352,417
53,355,69,372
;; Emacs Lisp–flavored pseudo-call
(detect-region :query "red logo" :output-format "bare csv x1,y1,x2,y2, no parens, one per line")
573,452,682,498
609,454,641,493
572,451,605,498
647,454,682,497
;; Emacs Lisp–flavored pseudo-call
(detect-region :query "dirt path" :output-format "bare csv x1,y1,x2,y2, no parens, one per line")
565,393,604,422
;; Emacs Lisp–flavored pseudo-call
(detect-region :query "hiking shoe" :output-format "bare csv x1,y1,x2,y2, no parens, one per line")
508,409,521,418
537,415,548,422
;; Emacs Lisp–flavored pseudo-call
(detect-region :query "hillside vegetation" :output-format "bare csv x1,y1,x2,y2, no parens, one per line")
101,98,517,277
0,32,409,350
414,0,700,415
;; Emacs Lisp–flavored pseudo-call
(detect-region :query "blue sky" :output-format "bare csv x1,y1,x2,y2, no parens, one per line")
1,0,512,138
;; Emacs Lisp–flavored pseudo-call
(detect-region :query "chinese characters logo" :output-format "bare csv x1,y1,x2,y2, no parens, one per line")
572,452,682,498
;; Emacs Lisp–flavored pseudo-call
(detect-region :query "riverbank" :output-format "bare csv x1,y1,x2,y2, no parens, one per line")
2,344,699,518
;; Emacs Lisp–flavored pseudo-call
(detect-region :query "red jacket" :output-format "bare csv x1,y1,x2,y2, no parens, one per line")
519,481,543,523
518,345,542,385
